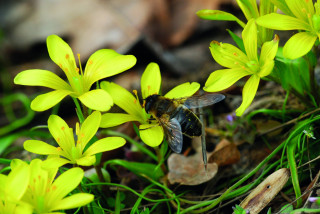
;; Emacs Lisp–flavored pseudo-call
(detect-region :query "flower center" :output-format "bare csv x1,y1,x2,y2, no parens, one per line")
245,60,259,74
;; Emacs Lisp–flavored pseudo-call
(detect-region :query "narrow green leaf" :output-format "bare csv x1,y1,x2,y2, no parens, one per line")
104,159,164,181
196,10,245,28
227,29,245,53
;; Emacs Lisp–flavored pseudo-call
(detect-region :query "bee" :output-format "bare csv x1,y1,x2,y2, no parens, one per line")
144,93,225,153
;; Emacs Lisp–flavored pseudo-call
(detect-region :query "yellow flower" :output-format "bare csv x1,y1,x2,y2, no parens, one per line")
24,111,126,166
14,35,136,111
204,19,279,116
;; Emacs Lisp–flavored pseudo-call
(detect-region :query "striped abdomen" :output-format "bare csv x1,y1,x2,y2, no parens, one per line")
171,106,202,136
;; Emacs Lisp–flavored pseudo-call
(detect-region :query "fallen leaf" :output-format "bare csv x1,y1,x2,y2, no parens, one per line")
168,153,218,185
208,139,241,166
239,168,290,214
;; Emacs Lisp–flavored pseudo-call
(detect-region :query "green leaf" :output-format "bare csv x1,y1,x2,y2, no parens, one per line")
83,137,126,156
105,159,164,181
196,10,245,28
165,82,200,99
78,89,113,112
273,48,311,95
242,19,258,61
256,13,311,31
141,62,161,99
227,29,245,53
204,68,249,92
84,49,137,88
236,74,260,116
31,90,72,112
139,124,164,147
283,32,317,59
14,69,71,90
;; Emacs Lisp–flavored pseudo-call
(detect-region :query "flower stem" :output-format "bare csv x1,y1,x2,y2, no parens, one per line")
72,97,85,123
154,146,167,174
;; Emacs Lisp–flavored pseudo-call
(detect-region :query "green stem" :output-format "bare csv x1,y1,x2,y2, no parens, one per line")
154,146,167,174
72,97,85,123
287,136,302,208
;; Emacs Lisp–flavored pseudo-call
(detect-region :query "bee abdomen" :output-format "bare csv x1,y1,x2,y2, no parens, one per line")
172,107,202,137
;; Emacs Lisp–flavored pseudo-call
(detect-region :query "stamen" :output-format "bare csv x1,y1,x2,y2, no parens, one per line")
132,90,140,104
77,53,84,76
76,123,80,136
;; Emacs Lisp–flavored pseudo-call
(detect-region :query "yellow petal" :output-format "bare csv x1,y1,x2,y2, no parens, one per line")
236,75,260,116
139,124,164,147
78,89,113,112
141,63,161,99
165,82,200,99
204,68,249,92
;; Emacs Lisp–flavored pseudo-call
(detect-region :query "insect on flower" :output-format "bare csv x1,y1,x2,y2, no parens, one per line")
144,93,225,153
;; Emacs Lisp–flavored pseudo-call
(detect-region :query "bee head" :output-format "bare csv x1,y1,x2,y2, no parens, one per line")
144,94,159,113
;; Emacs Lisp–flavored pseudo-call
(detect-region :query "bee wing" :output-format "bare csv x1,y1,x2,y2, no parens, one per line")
161,117,183,153
183,93,225,109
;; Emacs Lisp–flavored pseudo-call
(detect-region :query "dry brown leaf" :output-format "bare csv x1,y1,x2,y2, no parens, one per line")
168,153,218,185
239,168,290,214
208,139,241,166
